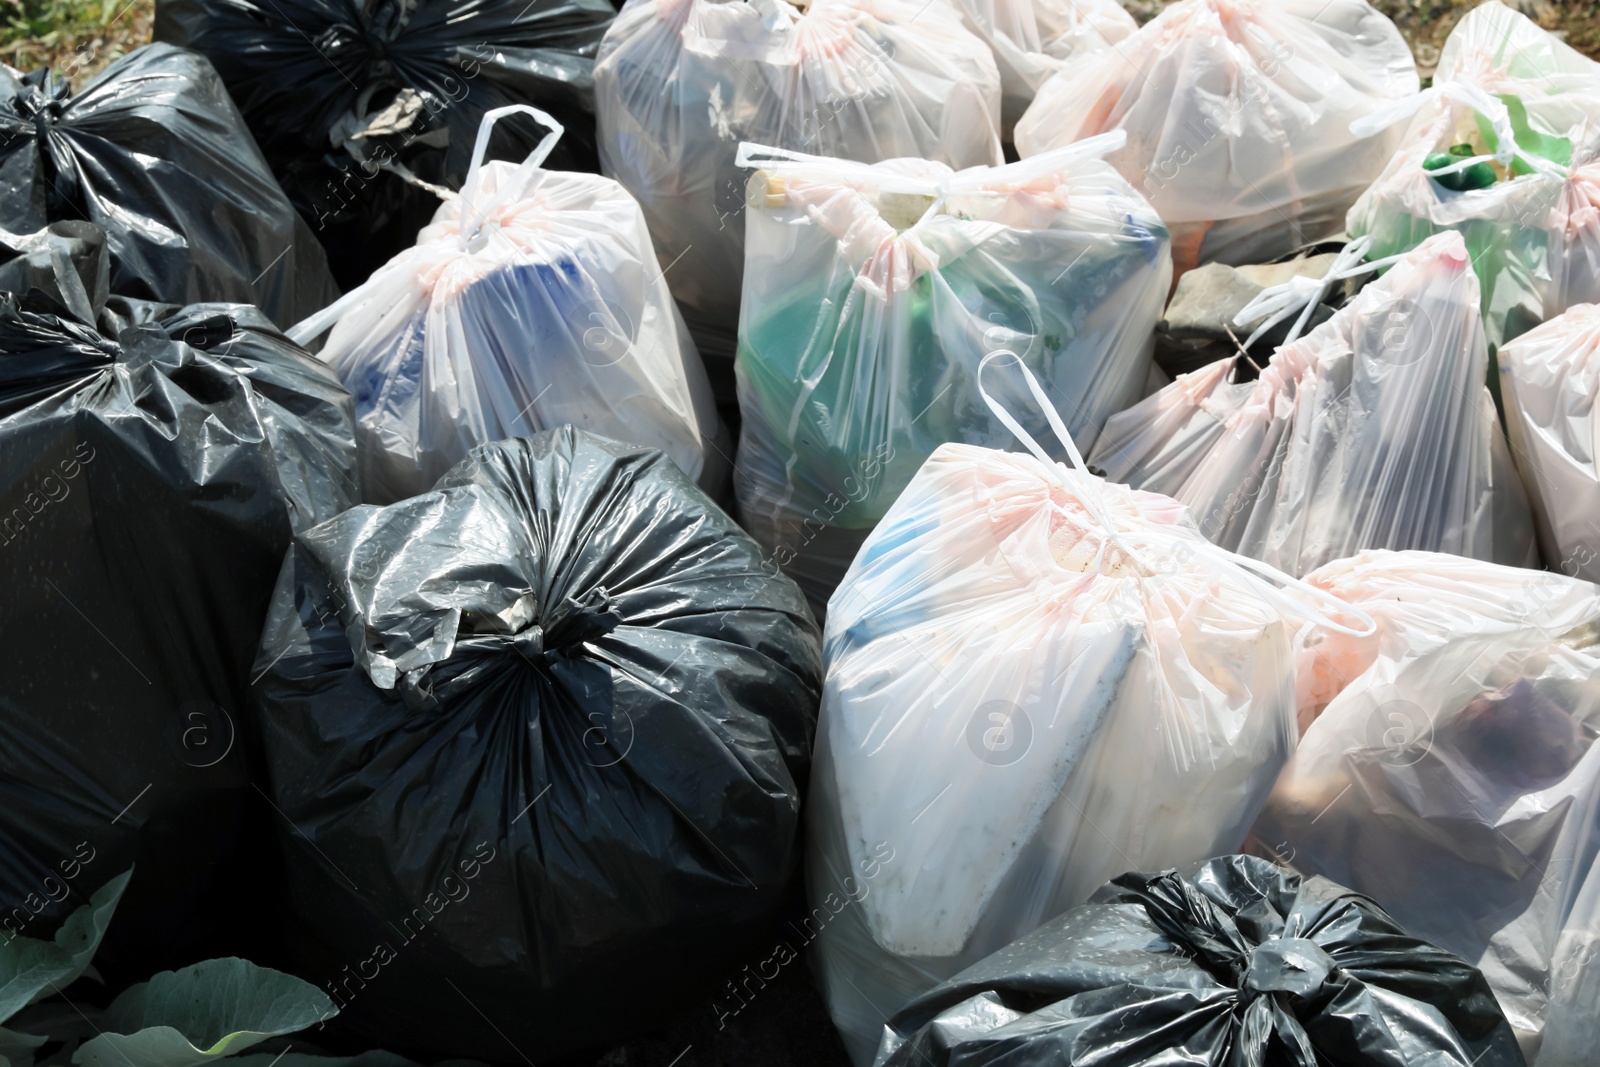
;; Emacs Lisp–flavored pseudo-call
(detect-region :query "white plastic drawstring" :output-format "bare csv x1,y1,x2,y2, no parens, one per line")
733,130,1128,202
1351,79,1567,180
1231,235,1405,352
457,104,564,249
287,104,564,347
975,351,1377,638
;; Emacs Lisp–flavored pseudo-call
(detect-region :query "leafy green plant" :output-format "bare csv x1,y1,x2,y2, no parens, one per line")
0,873,433,1067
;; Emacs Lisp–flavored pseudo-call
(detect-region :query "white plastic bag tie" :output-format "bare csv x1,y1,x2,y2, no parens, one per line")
457,104,565,248
1350,79,1566,179
976,350,1376,637
288,104,567,346
1232,235,1405,351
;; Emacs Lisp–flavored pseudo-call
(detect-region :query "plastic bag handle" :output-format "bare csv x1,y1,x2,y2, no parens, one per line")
734,130,1128,199
1350,80,1566,178
975,352,1376,638
1231,236,1405,352
458,104,565,245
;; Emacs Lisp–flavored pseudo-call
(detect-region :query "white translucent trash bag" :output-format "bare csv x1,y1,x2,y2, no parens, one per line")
288,106,723,505
1088,231,1538,576
808,354,1370,1066
948,0,1135,133
594,0,1002,386
1347,1,1600,350
733,135,1170,618
1014,0,1418,277
1250,549,1600,1066
1500,304,1600,580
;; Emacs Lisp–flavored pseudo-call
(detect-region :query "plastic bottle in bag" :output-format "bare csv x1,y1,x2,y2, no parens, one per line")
734,135,1170,618
1347,1,1600,352
0,44,338,330
1014,0,1419,277
594,0,1003,403
0,234,359,986
1500,305,1600,580
153,0,616,289
290,106,724,505
250,427,821,1063
1088,231,1539,576
807,353,1372,1065
1251,548,1600,1066
946,0,1135,134
877,855,1527,1067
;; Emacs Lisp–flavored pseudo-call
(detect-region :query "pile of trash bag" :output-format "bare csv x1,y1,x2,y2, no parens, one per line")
1015,0,1419,276
0,44,338,329
946,0,1134,133
1500,304,1600,579
734,137,1170,615
806,355,1370,1064
1252,549,1600,1066
1347,1,1600,350
1089,231,1538,576
878,855,1526,1067
154,0,617,288
0,232,359,985
290,105,723,504
594,0,1003,400
250,428,822,1062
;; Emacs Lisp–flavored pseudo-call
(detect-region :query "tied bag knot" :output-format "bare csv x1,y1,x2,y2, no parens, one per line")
1117,868,1334,1064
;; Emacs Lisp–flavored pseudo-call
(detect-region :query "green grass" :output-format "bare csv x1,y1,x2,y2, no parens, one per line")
1,0,152,78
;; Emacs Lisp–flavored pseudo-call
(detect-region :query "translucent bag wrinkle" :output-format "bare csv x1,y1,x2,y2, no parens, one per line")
1253,549,1600,1066
1089,231,1538,576
1500,305,1600,579
734,142,1169,616
595,0,1003,387
1347,2,1600,350
1014,0,1418,275
299,111,722,505
946,0,1135,132
809,376,1329,1062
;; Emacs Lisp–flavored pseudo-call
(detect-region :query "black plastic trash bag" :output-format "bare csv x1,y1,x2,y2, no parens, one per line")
153,0,616,288
0,251,359,985
879,855,1526,1067
0,43,339,329
250,428,822,1063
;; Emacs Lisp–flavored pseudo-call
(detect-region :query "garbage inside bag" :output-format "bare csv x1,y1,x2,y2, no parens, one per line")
807,353,1371,1065
733,136,1169,618
876,854,1527,1067
1500,305,1600,579
154,0,616,289
1154,240,1368,379
0,249,359,986
1346,1,1600,352
290,105,725,505
594,0,1003,405
250,428,822,1063
1014,0,1419,277
946,0,1134,134
1251,549,1600,1066
0,43,339,329
1089,231,1538,576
